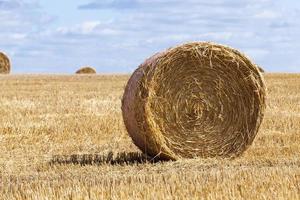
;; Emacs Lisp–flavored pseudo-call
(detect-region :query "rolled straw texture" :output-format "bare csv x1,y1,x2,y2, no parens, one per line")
0,52,10,74
122,42,266,160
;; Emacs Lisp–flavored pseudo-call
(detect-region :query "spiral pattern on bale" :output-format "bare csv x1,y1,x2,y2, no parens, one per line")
122,42,266,160
0,52,11,74
76,66,96,74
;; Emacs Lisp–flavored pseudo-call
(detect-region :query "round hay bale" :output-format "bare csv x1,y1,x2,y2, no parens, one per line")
0,52,11,74
257,65,265,73
76,66,96,74
122,42,266,160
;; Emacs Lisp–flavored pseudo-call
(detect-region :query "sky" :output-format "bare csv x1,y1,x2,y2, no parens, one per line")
0,0,299,73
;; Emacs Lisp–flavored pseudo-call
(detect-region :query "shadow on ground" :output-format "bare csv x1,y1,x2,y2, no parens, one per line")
49,152,166,166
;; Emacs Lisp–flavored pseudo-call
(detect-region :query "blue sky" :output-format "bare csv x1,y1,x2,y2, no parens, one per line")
0,0,299,73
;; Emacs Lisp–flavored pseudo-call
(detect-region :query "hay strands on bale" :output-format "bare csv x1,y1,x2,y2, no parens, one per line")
122,42,266,160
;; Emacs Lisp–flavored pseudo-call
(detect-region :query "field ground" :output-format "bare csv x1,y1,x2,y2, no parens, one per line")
0,74,299,199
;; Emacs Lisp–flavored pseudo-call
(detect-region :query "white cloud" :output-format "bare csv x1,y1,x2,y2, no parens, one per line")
254,10,279,19
81,21,101,34
55,21,122,36
1,0,300,72
11,33,27,40
72,0,300,72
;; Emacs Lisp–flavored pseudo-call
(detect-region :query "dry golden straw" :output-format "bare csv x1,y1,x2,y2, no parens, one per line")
0,52,11,74
122,42,266,160
76,66,96,74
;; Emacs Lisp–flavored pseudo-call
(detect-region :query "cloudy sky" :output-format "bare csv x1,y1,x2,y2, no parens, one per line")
0,0,299,73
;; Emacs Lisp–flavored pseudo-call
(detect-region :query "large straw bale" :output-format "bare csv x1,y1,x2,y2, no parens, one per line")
122,42,266,160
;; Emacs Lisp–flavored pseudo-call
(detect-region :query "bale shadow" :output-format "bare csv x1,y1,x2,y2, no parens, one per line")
49,151,166,166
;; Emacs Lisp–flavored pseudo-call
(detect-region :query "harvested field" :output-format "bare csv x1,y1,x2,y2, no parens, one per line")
0,74,299,199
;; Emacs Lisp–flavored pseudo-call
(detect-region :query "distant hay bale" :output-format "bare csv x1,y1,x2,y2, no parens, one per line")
257,65,265,73
76,66,96,74
122,42,266,160
0,52,11,74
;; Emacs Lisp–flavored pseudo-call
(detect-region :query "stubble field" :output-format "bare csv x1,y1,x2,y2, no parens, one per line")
0,74,299,199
